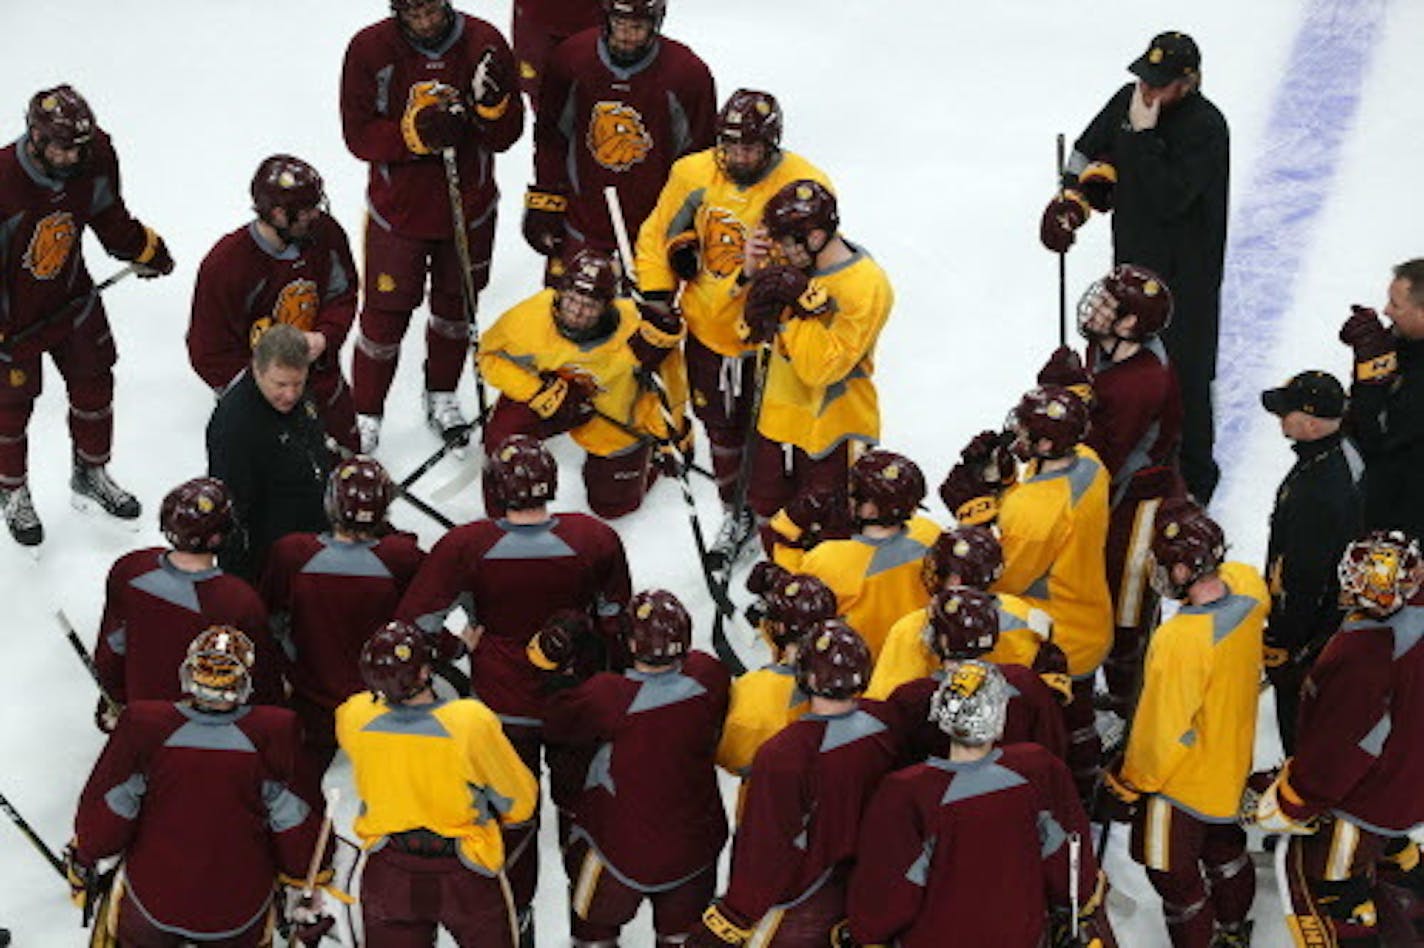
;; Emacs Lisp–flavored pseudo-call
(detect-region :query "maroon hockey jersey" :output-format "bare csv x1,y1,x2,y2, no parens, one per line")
341,13,524,240
0,131,152,360
187,217,358,392
1086,338,1184,500
721,701,900,922
74,701,317,939
260,531,425,712
533,28,715,252
1285,604,1424,833
95,548,281,705
848,744,1097,948
517,0,603,36
397,513,630,723
885,664,1068,764
542,651,730,887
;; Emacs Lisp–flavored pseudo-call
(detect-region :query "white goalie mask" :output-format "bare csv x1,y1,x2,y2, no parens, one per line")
929,659,1009,748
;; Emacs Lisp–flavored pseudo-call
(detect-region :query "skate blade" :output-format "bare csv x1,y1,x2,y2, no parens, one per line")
71,493,142,531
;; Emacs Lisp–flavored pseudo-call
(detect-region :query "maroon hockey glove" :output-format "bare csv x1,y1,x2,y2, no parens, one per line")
1077,159,1118,213
688,902,753,947
1039,190,1090,253
1037,346,1092,402
959,429,1016,488
782,485,846,549
522,188,567,257
742,265,814,343
413,99,468,152
134,227,174,279
529,371,597,433
939,462,999,526
1030,640,1073,706
528,609,592,671
470,47,509,111
668,230,700,281
1340,304,1397,384
746,560,790,597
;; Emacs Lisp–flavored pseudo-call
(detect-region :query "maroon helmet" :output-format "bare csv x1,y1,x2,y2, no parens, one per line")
1078,264,1174,342
27,85,95,149
160,477,234,553
850,450,926,526
1149,498,1227,600
763,179,839,246
1338,530,1424,618
487,435,558,510
716,89,782,185
360,620,431,703
1008,385,1090,460
389,0,455,49
928,587,1000,661
559,249,621,305
764,573,838,650
251,154,325,220
795,619,871,699
626,589,692,665
603,0,665,64
325,456,393,532
921,525,1004,594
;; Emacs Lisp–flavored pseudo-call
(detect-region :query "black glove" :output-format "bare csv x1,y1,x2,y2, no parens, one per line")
134,227,174,278
522,187,567,257
668,230,700,281
1340,304,1397,384
1030,640,1073,707
1039,190,1090,253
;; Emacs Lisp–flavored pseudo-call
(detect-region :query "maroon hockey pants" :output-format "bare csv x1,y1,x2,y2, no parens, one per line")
1065,677,1103,802
350,217,493,416
0,303,117,487
111,880,270,946
1130,797,1254,948
306,363,359,454
746,434,851,557
685,335,759,505
1101,496,1166,716
563,834,715,944
360,848,517,947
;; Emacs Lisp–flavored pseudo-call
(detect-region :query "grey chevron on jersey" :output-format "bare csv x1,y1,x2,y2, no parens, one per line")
302,538,393,578
819,708,888,753
130,566,202,613
627,671,708,714
485,524,577,561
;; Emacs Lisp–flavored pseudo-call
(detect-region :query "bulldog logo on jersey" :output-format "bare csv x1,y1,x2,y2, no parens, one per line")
700,207,746,279
23,210,77,280
587,101,653,172
272,279,319,331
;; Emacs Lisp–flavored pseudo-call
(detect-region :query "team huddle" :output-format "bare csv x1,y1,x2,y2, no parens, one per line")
6,0,1424,946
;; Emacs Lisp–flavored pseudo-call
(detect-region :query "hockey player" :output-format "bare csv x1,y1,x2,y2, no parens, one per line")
716,567,838,781
798,450,941,661
341,0,524,452
338,620,538,946
188,154,360,452
635,89,833,562
939,385,1112,798
881,586,1068,763
94,476,281,720
538,590,730,946
1103,499,1265,948
0,85,175,545
1038,263,1184,719
67,627,320,946
1039,31,1229,504
1254,530,1424,945
525,0,716,275
476,248,688,518
743,179,895,536
259,455,425,808
867,524,1057,699
396,433,630,940
847,661,1114,948
509,0,601,108
691,620,898,948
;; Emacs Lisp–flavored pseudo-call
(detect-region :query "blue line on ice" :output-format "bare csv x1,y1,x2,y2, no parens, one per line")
1214,0,1387,475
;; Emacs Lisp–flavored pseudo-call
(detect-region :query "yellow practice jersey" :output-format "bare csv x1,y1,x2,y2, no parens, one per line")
634,148,831,357
865,593,1045,700
992,445,1112,677
757,246,894,457
477,290,689,456
1120,562,1267,821
800,515,942,660
336,693,538,872
716,662,808,778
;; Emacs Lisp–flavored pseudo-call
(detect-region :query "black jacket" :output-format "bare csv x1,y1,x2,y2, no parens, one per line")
1071,83,1230,375
1265,431,1364,653
206,369,332,581
1349,336,1424,539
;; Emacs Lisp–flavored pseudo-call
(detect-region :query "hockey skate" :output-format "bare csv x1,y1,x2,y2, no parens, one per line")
71,460,141,521
1209,920,1253,947
357,414,382,455
1,484,43,547
423,391,471,456
706,505,756,573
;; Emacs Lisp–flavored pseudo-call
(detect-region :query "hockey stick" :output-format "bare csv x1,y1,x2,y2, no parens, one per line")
1056,133,1068,348
285,787,340,947
55,609,121,720
0,790,65,877
441,148,489,426
0,265,137,356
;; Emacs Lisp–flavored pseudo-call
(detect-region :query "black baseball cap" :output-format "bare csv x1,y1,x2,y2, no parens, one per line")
1261,370,1346,419
1129,32,1201,88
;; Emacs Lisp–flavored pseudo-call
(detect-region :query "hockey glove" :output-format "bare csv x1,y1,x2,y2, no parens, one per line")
631,295,685,368
668,230,701,281
1039,190,1090,253
1254,765,1317,835
769,485,844,553
1037,346,1093,406
522,188,567,257
746,560,790,597
688,902,753,947
94,695,121,734
1077,159,1117,213
283,887,336,947
1340,304,1397,383
1099,769,1142,823
742,265,805,344
1031,640,1074,706
470,47,511,119
401,81,466,155
528,609,592,672
133,226,174,278
960,429,1017,488
528,371,596,432
63,840,97,910
938,462,1001,526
